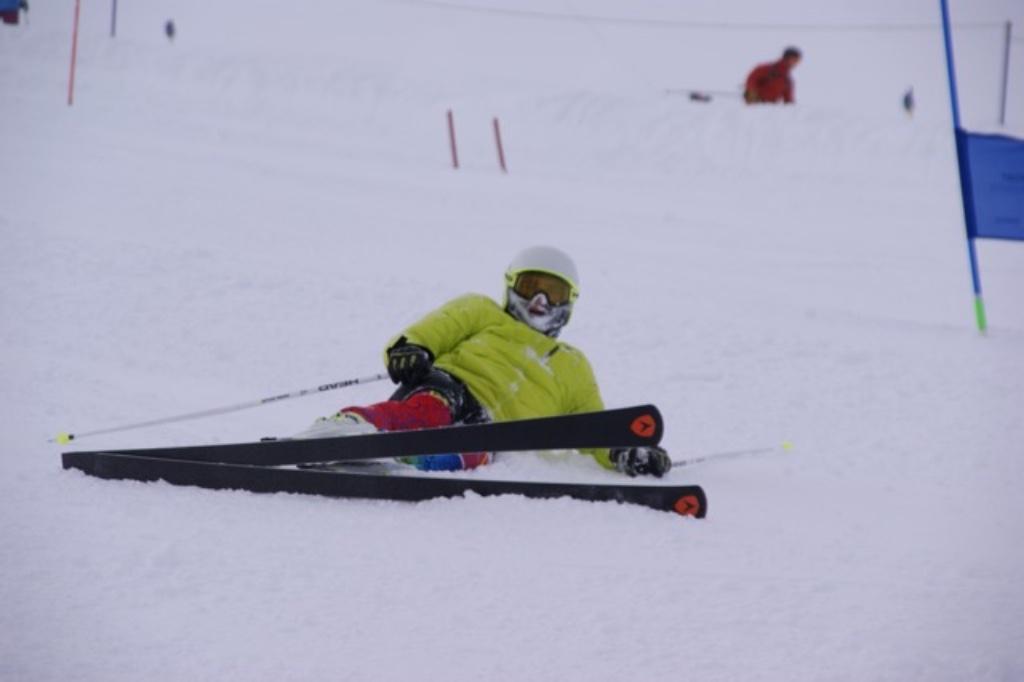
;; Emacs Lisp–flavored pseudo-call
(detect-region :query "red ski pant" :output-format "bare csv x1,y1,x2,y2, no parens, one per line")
341,393,490,470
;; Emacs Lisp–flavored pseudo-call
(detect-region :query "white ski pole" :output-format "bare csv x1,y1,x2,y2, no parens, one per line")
50,372,390,444
672,441,793,467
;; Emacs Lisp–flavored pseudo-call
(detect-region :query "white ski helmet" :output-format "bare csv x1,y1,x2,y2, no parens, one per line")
503,246,580,337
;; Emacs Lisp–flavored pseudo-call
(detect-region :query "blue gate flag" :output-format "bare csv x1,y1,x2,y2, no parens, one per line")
957,130,1024,241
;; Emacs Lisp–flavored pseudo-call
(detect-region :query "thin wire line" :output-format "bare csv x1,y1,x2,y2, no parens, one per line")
394,0,1004,33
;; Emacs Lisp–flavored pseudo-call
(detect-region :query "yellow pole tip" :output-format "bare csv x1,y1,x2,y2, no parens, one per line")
781,440,794,451
56,433,73,445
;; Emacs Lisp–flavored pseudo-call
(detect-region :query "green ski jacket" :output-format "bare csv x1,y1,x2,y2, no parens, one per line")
387,294,612,468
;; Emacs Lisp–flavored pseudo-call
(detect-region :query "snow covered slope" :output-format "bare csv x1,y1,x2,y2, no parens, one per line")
2,1,1023,680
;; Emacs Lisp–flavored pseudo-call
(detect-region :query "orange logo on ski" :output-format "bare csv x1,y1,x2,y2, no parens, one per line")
673,495,701,517
630,414,657,439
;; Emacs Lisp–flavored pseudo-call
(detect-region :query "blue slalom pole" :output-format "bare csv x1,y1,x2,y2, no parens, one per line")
940,0,988,333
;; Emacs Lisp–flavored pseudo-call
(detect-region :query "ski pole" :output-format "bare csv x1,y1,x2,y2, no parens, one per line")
672,441,793,467
664,88,744,100
50,372,390,444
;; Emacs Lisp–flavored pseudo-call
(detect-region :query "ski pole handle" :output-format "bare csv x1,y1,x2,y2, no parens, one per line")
51,372,389,444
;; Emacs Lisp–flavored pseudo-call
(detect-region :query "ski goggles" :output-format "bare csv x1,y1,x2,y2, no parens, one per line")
507,270,579,306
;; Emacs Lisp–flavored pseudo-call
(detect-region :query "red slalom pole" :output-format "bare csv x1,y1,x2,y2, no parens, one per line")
493,117,508,173
67,0,81,106
446,109,459,169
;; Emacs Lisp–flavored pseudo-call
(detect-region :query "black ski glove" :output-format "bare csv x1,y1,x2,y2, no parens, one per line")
610,446,672,478
386,336,434,385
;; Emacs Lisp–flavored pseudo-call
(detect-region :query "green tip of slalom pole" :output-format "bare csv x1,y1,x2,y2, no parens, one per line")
974,296,988,334
53,432,74,445
781,440,794,452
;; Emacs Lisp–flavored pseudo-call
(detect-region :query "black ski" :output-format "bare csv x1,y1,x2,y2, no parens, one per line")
63,451,707,518
62,405,663,467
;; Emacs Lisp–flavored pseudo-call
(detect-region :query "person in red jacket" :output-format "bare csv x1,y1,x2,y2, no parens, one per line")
744,47,801,104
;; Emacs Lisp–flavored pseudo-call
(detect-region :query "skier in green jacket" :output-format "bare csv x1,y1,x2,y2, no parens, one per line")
301,246,671,477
